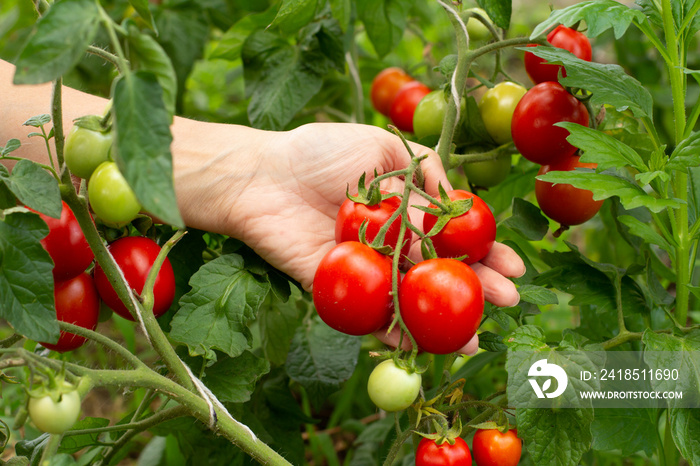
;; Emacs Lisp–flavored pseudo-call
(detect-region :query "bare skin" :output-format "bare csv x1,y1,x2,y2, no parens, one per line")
0,59,525,354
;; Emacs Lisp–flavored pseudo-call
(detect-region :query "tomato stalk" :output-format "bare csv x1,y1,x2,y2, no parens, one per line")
448,142,517,168
39,433,62,465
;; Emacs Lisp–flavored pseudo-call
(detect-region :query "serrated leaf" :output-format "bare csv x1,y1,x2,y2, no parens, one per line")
169,254,271,359
0,161,61,218
476,0,511,29
113,72,183,227
518,284,558,306
0,210,57,343
558,122,648,172
285,315,361,409
259,292,303,366
518,407,593,465
128,0,156,32
485,303,512,330
617,215,675,255
592,408,657,456
269,0,318,35
537,170,681,213
203,351,270,403
531,1,645,39
357,0,411,58
670,408,700,465
209,8,277,61
22,114,51,128
330,0,351,31
13,0,99,84
478,331,507,352
501,197,548,241
643,330,700,407
523,46,654,120
126,25,177,118
58,417,110,453
504,325,548,351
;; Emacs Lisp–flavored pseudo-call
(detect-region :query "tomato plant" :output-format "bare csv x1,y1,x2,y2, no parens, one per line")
33,200,94,280
472,429,522,466
390,81,432,133
399,259,484,355
64,125,112,179
525,25,592,84
313,241,393,336
413,89,448,140
93,236,175,321
28,389,81,434
88,161,141,226
511,81,589,165
423,189,496,264
535,154,603,226
366,359,421,412
40,272,100,353
478,81,527,145
416,437,472,466
335,192,411,259
370,67,414,117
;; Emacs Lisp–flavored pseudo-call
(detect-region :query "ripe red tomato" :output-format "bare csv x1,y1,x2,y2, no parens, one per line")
371,67,414,116
399,259,484,354
41,272,100,352
313,242,394,336
33,200,94,281
335,192,411,260
416,437,472,466
422,190,496,264
390,81,432,133
93,236,175,321
472,429,522,466
536,155,603,226
511,81,589,166
525,25,592,84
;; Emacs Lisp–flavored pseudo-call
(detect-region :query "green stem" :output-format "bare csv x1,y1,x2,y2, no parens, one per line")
381,424,414,466
51,78,69,182
664,410,679,466
601,331,642,350
58,322,144,369
448,143,516,168
86,45,127,70
98,7,130,76
346,29,364,125
656,410,667,466
0,334,23,348
39,433,62,465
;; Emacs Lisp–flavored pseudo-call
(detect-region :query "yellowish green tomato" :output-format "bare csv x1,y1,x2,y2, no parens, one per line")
88,161,141,226
28,390,81,434
478,82,527,145
413,90,467,141
367,359,422,412
466,8,493,41
64,125,113,179
463,153,512,188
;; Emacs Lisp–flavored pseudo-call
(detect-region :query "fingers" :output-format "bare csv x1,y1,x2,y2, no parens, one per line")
372,328,480,356
472,262,520,307
480,242,526,278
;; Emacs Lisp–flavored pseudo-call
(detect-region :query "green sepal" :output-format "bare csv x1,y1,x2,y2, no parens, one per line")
73,115,111,134
346,172,383,206
421,185,474,238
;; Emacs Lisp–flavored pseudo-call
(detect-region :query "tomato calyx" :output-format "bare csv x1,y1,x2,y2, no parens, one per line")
73,114,111,134
416,417,464,447
345,172,384,206
26,369,80,405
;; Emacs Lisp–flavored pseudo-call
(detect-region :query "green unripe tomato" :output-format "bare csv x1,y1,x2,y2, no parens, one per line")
463,153,512,188
88,161,141,226
466,8,493,41
367,359,421,412
413,90,467,141
64,125,113,179
478,82,527,145
28,390,81,434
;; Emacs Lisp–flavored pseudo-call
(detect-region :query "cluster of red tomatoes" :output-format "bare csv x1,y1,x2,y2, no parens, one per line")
513,25,603,227
312,187,495,355
32,198,175,353
416,428,522,466
370,67,432,134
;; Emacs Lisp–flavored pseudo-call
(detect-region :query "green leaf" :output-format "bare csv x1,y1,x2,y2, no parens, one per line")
330,0,351,31
669,408,700,465
591,408,657,456
209,8,277,61
0,161,61,218
478,331,507,352
501,197,549,241
476,0,511,30
126,25,177,118
269,0,318,35
357,0,411,58
558,122,648,173
503,324,548,351
285,315,361,408
518,284,558,306
517,407,593,466
536,170,681,213
0,210,57,343
530,0,645,39
1,139,21,157
259,292,304,366
669,131,700,172
169,254,271,359
643,330,700,407
58,417,110,453
203,351,270,403
113,72,183,227
128,0,156,32
13,0,100,84
617,215,675,255
22,114,51,128
522,46,654,120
